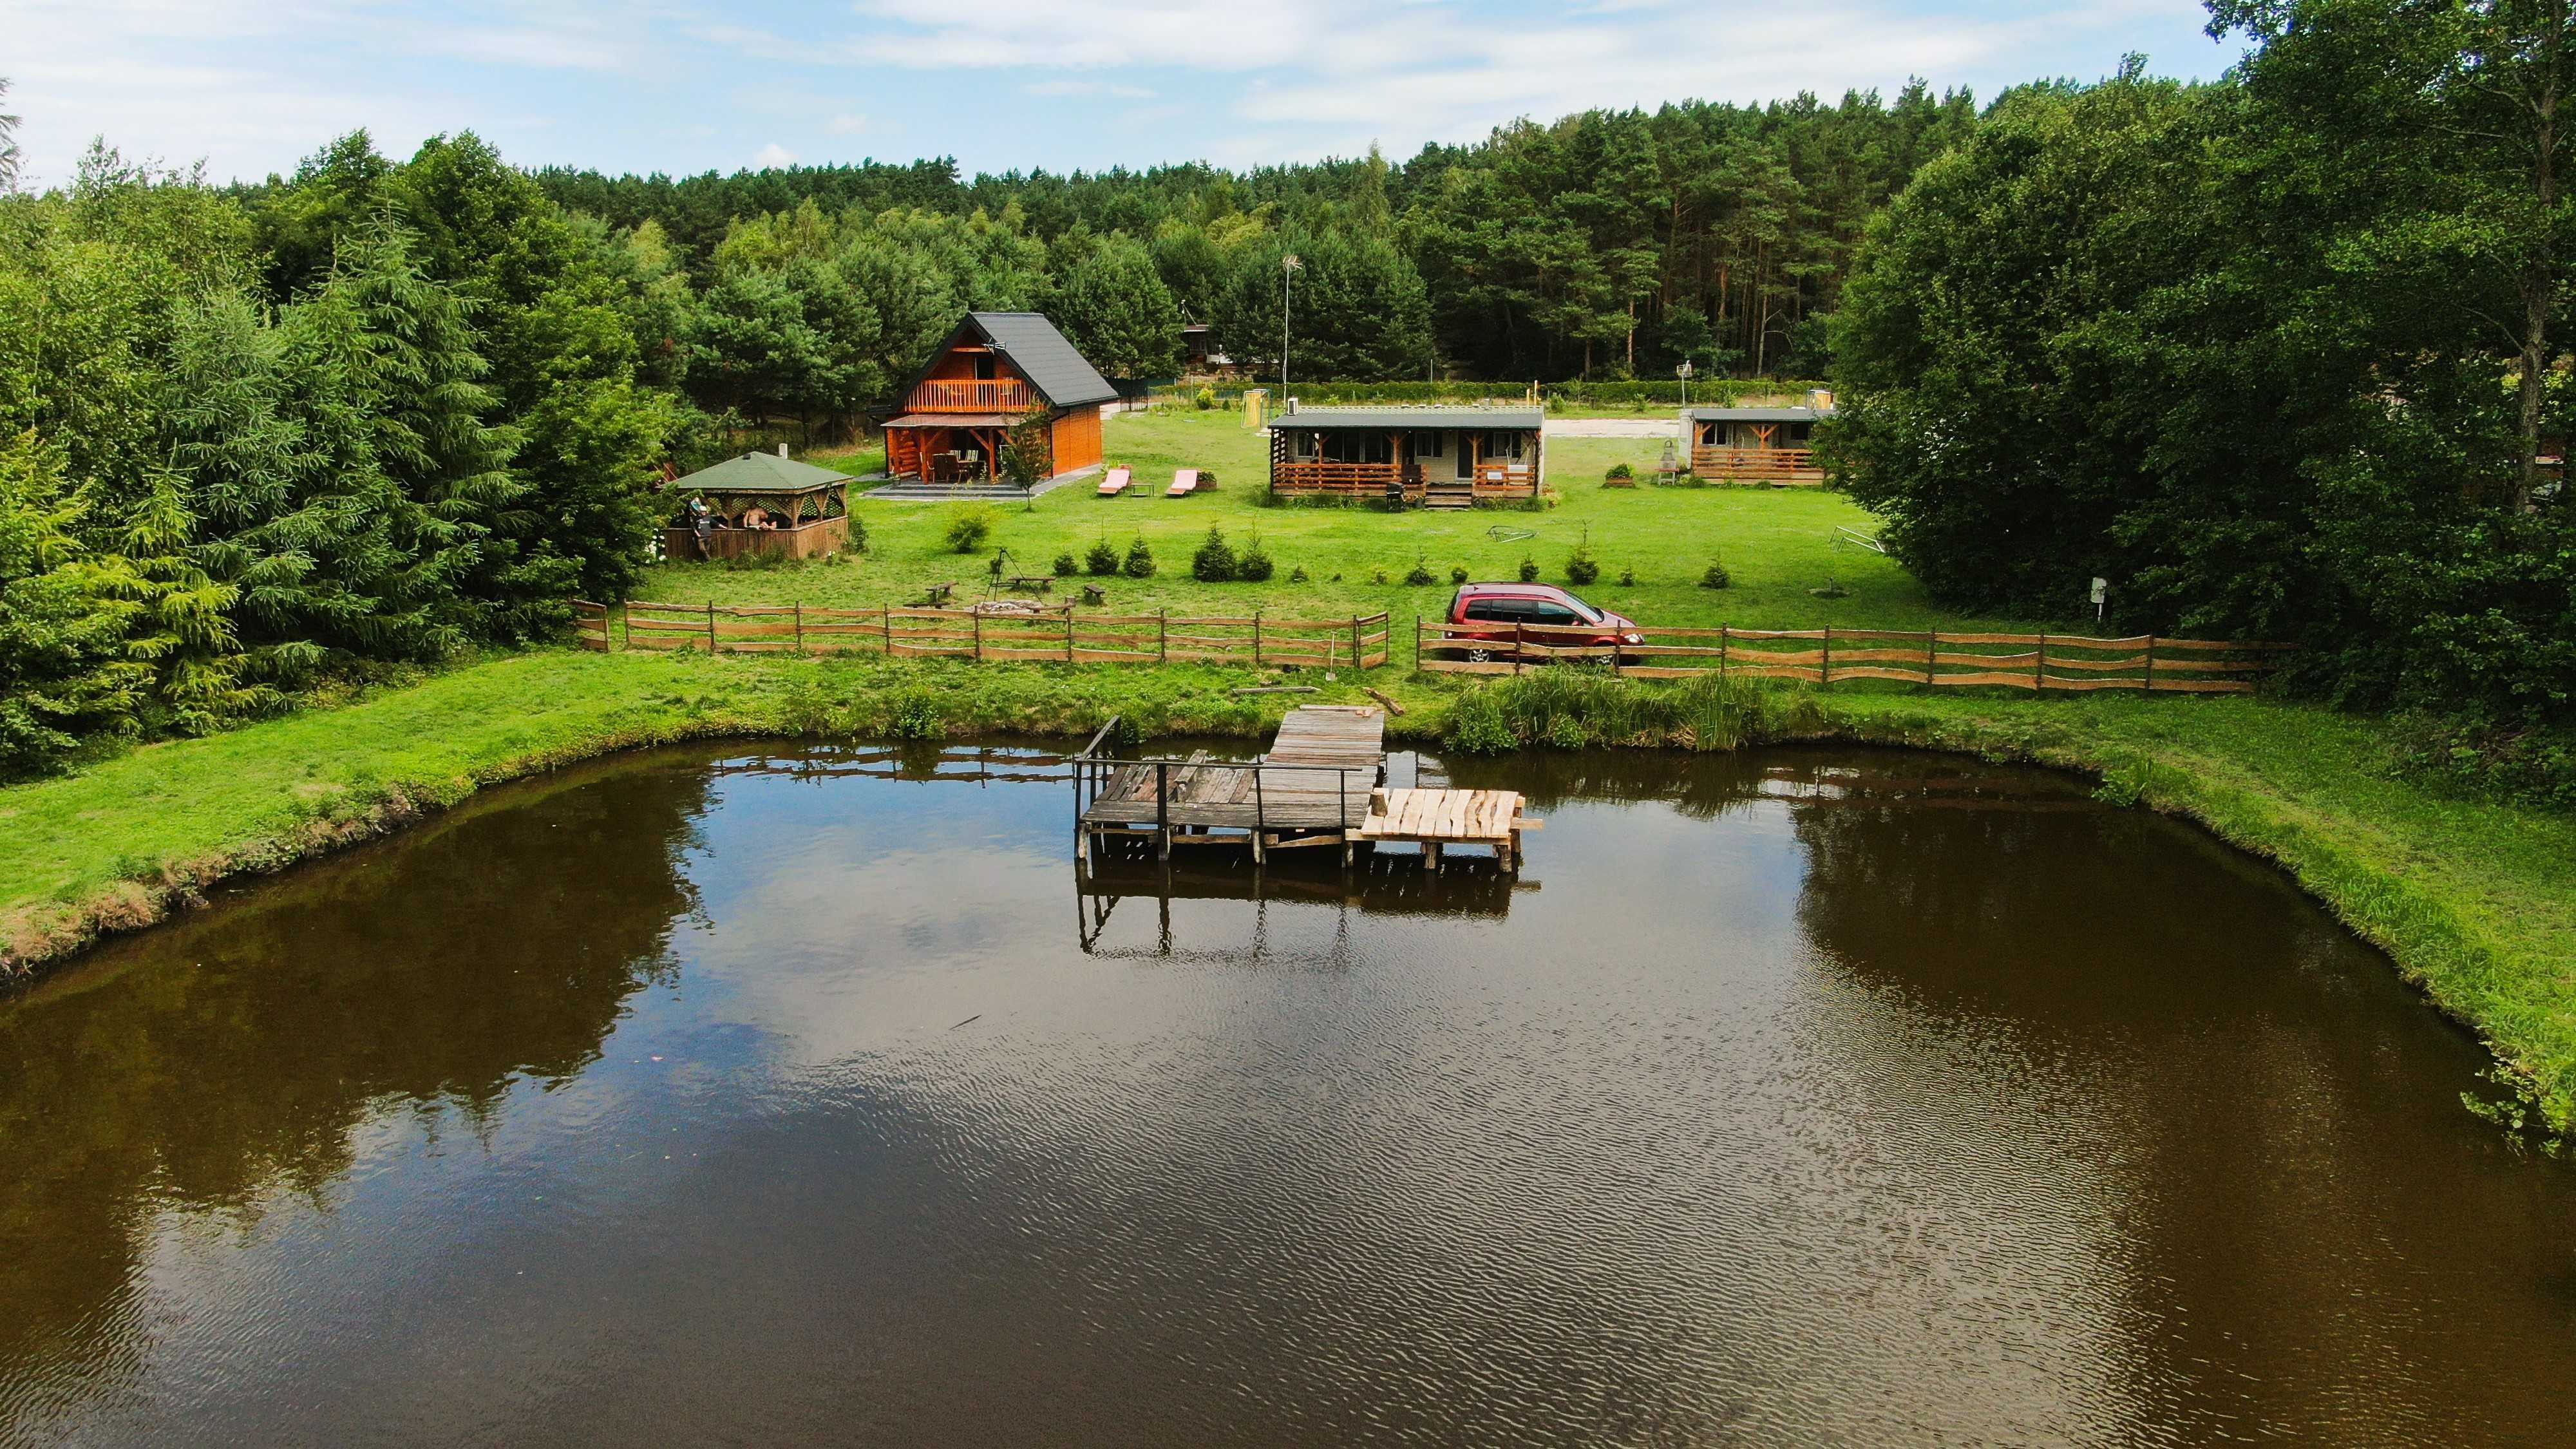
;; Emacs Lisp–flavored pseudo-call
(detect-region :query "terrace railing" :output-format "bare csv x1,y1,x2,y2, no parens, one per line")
1415,619,2288,694
1687,446,1824,484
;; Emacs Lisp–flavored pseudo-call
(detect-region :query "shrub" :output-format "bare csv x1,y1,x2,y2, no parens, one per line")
1236,535,1275,582
847,514,869,553
1194,386,1216,410
886,688,943,741
943,504,997,554
1404,558,1436,586
1618,567,1636,586
1443,688,1516,755
1605,462,1634,480
1052,551,1079,577
1122,536,1155,578
1085,537,1120,575
1372,567,1389,584
1700,560,1732,589
1564,539,1600,585
1450,565,1469,585
1197,469,1218,488
1288,564,1310,583
1517,556,1539,582
1192,525,1237,582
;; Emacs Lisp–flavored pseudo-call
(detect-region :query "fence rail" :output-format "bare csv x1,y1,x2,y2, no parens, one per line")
1414,619,2287,694
571,599,1391,670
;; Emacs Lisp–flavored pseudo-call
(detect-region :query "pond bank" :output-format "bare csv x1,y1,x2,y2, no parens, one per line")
5,647,2570,1133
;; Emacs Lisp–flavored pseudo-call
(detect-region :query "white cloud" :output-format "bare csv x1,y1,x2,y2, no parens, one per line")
752,142,799,166
827,113,868,134
1024,80,1155,99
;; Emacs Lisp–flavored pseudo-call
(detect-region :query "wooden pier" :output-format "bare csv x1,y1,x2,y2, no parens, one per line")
1073,706,1539,869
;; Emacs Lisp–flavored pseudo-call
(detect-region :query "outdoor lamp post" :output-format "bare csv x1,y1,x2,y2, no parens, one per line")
1677,358,1694,408
1281,253,1302,391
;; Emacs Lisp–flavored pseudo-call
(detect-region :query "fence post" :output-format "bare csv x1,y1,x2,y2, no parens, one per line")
706,601,717,654
1253,611,1263,667
1924,630,1937,687
973,609,984,662
1413,616,1421,672
2143,635,2156,693
1514,623,1524,676
1821,626,1832,687
1066,607,1075,664
1158,610,1168,663
1719,625,1729,679
882,603,891,655
2034,632,2047,692
793,601,803,654
1352,616,1363,672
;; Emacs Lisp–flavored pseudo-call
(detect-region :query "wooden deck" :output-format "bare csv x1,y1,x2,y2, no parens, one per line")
1074,705,1538,869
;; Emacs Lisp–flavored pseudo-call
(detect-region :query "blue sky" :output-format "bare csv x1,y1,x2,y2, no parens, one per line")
6,1,2244,187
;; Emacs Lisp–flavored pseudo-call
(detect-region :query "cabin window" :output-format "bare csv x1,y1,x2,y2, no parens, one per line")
1698,421,1720,446
1318,432,1391,464
1486,431,1524,461
973,355,996,381
1789,422,1814,443
1410,431,1446,459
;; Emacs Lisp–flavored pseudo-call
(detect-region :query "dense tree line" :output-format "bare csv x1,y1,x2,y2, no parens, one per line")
1829,3,2576,759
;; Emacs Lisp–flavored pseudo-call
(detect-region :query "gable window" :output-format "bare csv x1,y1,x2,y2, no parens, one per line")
973,355,997,381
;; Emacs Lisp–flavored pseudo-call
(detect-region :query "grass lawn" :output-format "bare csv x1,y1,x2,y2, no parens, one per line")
663,411,2033,634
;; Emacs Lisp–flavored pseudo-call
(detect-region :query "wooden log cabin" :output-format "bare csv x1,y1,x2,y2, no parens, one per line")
1265,404,1545,509
665,449,853,561
1681,404,1832,485
883,312,1117,486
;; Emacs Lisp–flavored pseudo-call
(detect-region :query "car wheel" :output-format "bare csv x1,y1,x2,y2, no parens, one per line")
1464,647,1495,664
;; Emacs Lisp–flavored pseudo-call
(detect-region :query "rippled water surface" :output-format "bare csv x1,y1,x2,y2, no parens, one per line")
5,743,2573,1446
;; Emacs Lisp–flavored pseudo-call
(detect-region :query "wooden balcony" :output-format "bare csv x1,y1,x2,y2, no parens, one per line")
908,379,1036,413
1689,446,1824,486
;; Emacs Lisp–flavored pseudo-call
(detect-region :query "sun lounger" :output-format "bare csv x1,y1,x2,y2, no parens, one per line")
1097,464,1132,497
1166,468,1199,497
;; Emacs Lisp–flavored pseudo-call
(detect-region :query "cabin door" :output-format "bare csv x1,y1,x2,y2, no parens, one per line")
1456,431,1475,479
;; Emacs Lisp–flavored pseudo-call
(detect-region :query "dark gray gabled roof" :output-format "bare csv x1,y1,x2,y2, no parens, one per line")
1683,406,1832,423
971,312,1118,407
1267,404,1544,431
666,451,853,493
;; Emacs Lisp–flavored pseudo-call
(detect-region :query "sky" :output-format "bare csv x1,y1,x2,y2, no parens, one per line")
3,1,2246,188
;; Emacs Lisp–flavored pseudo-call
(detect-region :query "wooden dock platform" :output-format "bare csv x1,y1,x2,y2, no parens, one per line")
1073,706,1539,869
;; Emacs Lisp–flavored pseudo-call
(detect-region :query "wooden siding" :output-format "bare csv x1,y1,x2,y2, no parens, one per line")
1050,407,1103,475
1688,446,1824,484
663,516,849,562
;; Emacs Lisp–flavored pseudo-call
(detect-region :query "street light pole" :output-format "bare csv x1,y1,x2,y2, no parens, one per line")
1678,359,1694,408
1281,253,1302,392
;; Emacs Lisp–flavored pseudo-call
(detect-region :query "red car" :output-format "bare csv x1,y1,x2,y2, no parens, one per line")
1444,583,1644,663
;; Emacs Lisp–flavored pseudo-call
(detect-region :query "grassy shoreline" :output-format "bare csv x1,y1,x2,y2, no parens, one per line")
8,647,2570,1135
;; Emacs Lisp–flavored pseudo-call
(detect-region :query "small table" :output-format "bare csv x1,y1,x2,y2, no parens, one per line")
1003,575,1054,594
918,581,956,606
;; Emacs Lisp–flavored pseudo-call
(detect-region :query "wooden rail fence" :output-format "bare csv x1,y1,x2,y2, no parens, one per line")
1415,619,2287,694
572,600,1392,670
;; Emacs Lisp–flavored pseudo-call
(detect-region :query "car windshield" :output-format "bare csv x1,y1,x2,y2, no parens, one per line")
1560,596,1604,623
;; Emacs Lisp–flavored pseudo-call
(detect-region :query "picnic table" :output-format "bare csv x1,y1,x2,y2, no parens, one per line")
918,581,956,606
1003,574,1054,594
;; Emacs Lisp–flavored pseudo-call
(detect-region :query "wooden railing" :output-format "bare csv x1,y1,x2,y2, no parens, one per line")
1416,620,2287,694
1271,462,1539,497
1689,446,1823,484
596,601,1392,669
906,379,1035,413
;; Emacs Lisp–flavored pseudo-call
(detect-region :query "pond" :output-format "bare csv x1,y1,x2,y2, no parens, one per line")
3,742,2571,1446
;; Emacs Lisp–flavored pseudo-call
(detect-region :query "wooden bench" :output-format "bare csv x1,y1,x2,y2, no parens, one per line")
1003,575,1054,594
1079,583,1108,605
918,581,956,606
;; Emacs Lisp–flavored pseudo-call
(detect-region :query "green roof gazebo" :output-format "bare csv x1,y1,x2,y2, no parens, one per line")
666,448,853,561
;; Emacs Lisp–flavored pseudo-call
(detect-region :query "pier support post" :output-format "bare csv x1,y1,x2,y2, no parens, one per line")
1157,827,1172,861
1423,842,1441,872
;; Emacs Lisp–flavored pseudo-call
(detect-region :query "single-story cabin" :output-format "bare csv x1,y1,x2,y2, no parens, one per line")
1681,404,1832,485
883,312,1115,486
1265,403,1545,508
667,448,853,561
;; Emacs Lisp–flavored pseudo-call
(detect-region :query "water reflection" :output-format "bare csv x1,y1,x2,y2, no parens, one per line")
2,741,2571,1448
0,752,709,1427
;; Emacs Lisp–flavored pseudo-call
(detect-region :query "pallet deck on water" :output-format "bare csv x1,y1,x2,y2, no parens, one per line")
1075,705,1539,868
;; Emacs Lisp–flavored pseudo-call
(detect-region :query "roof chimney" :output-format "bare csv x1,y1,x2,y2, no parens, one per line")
777,442,790,458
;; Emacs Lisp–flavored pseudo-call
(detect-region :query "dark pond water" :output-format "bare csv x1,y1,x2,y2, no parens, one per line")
5,742,2573,1447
